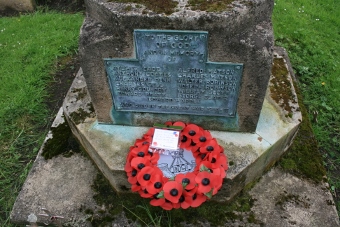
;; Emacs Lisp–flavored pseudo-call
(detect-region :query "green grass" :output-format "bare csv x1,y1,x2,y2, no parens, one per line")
0,10,84,226
273,0,340,212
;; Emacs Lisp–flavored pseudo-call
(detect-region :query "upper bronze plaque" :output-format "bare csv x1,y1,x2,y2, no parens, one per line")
104,30,243,117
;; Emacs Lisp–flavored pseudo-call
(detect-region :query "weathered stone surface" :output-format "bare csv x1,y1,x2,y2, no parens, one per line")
63,50,302,202
0,0,35,15
79,0,274,132
10,108,98,226
250,168,339,226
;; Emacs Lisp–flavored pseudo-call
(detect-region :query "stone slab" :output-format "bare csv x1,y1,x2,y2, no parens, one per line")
250,168,339,226
10,108,98,226
10,108,339,226
79,0,274,132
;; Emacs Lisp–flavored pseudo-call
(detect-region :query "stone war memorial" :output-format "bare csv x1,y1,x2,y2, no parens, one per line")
11,0,340,226
73,0,296,200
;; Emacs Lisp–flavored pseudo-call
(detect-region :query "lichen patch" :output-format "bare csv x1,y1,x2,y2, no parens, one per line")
270,57,298,118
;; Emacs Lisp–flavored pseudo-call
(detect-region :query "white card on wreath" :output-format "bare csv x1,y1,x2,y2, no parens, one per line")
151,128,180,150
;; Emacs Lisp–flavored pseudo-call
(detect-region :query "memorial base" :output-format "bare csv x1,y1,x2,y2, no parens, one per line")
10,51,339,226
63,51,301,202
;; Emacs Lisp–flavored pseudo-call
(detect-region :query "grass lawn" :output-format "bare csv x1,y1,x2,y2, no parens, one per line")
273,0,340,212
0,10,84,226
0,0,339,226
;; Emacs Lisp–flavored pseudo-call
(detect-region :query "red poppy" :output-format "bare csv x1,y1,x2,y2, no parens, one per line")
183,185,197,196
202,153,225,169
204,165,226,179
128,175,138,185
172,202,181,209
195,170,223,195
144,127,155,138
126,146,137,163
130,145,149,158
138,188,153,198
193,151,210,166
150,196,166,207
192,149,202,161
219,153,228,170
163,181,183,204
191,193,207,207
218,166,226,179
164,121,173,126
192,129,212,146
175,172,196,190
131,184,141,192
127,168,138,185
124,160,133,172
146,152,160,165
137,166,159,187
145,173,168,195
131,157,150,171
177,193,193,209
160,200,173,210
195,171,217,194
200,138,221,154
134,138,151,148
182,124,202,141
179,135,192,150
189,141,201,153
212,176,223,195
173,121,186,129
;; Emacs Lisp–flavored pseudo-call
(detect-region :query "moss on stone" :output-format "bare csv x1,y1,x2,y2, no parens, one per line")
275,193,311,210
270,58,297,118
107,0,178,15
188,0,234,12
278,79,326,182
69,103,95,124
86,172,260,226
41,116,81,159
71,87,87,100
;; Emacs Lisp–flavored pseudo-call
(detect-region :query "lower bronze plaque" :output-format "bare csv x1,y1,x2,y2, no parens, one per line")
104,30,243,117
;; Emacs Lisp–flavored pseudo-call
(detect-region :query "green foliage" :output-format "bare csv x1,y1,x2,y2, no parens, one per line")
273,0,340,212
0,10,84,226
279,80,326,182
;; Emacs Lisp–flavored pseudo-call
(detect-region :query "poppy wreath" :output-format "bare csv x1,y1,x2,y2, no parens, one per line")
124,121,228,210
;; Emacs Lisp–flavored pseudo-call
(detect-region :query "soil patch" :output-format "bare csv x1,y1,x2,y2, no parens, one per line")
45,55,80,124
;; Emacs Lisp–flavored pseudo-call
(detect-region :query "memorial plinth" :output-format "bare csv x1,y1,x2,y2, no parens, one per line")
80,0,274,132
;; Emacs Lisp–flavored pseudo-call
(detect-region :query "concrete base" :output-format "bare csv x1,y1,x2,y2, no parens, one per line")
62,51,302,202
10,108,339,226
